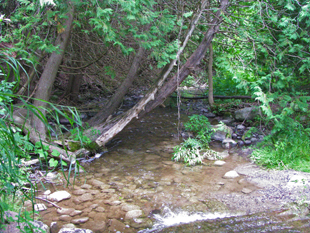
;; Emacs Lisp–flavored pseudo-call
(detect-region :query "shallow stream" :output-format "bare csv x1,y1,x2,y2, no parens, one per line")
37,108,310,232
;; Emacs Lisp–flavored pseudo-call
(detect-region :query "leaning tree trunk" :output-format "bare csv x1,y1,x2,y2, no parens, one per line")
31,6,74,140
208,43,214,108
87,0,229,147
87,46,146,127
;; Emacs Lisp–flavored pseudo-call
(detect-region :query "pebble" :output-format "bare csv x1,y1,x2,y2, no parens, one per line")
81,184,92,189
70,210,83,217
71,217,89,224
89,179,105,188
241,188,253,194
79,193,94,202
48,191,71,202
94,207,106,212
125,210,143,219
57,208,75,215
59,228,93,233
73,189,87,195
223,171,240,179
59,215,72,221
214,161,226,166
244,140,252,145
121,204,141,212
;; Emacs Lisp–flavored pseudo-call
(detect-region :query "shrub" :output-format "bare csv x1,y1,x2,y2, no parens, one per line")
173,115,216,165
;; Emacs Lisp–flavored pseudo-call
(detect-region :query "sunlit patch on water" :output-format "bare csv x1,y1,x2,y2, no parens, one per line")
139,206,238,233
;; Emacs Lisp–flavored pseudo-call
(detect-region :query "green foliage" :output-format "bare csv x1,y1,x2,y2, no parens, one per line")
0,47,80,228
251,124,310,172
70,126,92,147
172,138,204,166
184,114,212,145
173,115,216,165
209,0,310,172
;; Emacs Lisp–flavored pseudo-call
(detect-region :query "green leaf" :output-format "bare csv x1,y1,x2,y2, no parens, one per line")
51,149,60,157
285,2,296,11
183,11,193,18
49,158,58,167
61,160,67,166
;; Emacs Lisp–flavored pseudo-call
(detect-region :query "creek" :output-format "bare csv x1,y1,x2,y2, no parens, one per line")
37,107,310,232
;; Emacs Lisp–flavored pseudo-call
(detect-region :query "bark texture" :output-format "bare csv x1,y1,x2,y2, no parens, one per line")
31,6,74,139
88,0,229,147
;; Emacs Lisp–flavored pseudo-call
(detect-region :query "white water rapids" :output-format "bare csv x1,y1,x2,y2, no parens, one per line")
138,206,238,232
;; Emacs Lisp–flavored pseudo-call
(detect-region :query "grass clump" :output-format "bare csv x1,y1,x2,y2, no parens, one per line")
172,115,217,165
251,124,310,172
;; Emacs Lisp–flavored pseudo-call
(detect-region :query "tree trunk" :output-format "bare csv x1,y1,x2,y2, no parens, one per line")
208,43,214,107
65,61,82,102
88,0,229,147
31,6,74,140
87,46,146,127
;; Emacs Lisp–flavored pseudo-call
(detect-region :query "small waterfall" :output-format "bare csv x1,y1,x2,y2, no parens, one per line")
139,207,237,233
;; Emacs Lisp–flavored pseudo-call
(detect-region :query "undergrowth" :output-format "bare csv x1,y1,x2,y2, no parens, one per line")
0,52,82,231
172,115,217,165
251,123,310,172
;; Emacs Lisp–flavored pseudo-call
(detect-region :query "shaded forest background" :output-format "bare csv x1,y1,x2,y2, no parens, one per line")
0,0,310,227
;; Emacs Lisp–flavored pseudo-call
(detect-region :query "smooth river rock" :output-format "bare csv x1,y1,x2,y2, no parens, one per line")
214,161,226,166
223,170,239,179
71,217,89,224
80,184,92,189
121,204,141,212
222,138,237,149
79,193,93,202
57,208,76,215
125,210,143,219
48,191,71,202
58,228,93,233
89,179,105,188
241,188,253,194
72,189,87,195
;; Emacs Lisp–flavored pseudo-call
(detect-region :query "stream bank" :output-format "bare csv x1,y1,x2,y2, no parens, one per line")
22,106,310,232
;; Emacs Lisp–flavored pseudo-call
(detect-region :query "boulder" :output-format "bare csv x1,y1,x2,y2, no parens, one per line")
235,107,259,121
211,130,227,142
211,124,233,142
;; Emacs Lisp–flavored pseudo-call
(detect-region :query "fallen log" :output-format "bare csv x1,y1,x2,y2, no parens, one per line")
86,0,230,147
170,95,252,100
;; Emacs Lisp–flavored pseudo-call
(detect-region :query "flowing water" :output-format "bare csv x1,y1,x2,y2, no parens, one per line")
37,108,310,232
